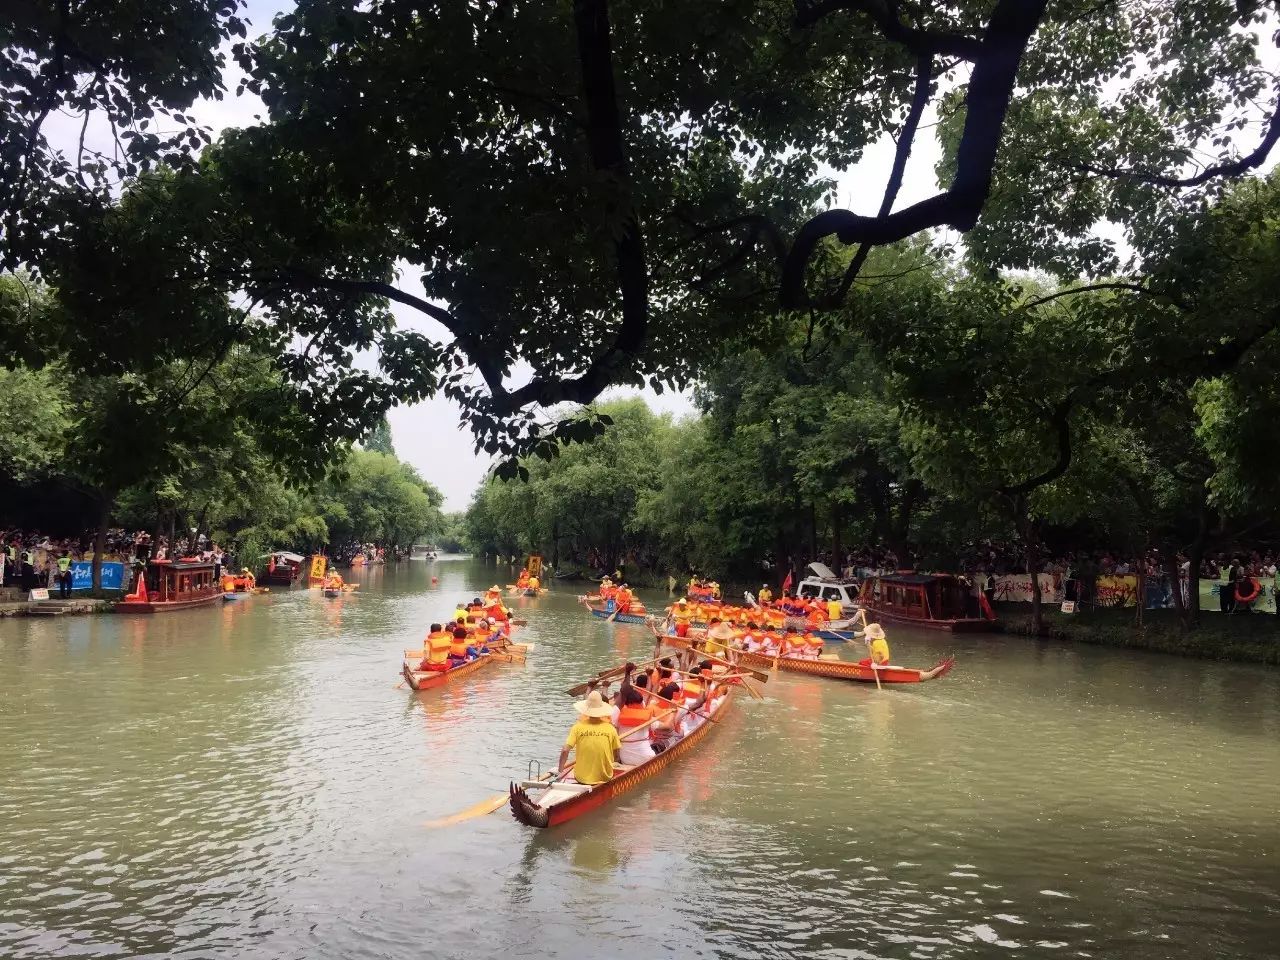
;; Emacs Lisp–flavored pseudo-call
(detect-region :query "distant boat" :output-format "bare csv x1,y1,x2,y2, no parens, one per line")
259,551,305,587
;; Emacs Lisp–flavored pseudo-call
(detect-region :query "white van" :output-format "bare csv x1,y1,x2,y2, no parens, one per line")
796,562,861,617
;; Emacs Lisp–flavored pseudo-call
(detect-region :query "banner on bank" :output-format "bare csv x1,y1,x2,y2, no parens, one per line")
975,571,1277,613
69,561,125,591
988,573,1065,604
1197,576,1277,615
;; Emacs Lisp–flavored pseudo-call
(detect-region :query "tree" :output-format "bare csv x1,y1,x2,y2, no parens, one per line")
363,417,396,457
320,450,443,550
2,1,249,267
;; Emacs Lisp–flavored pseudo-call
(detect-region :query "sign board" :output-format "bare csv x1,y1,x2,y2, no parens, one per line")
28,588,49,601
1060,601,1077,614
68,561,125,592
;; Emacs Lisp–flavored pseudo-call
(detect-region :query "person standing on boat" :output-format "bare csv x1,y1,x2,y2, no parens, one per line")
859,623,891,668
558,691,622,785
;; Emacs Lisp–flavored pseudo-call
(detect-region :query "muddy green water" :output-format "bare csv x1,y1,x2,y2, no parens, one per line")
1,558,1277,959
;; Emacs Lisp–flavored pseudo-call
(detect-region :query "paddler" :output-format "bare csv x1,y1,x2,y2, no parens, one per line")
447,625,478,664
416,622,453,672
826,596,843,622
860,622,891,668
670,598,693,637
516,568,530,588
702,617,736,660
615,687,658,766
614,583,633,614
558,691,622,785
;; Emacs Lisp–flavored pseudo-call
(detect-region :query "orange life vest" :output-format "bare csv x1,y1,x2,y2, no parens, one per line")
449,635,471,658
616,704,653,729
426,630,452,663
679,679,705,704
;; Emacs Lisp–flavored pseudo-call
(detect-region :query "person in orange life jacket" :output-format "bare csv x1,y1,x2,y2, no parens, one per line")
417,623,454,672
615,686,659,766
648,681,686,753
447,625,479,663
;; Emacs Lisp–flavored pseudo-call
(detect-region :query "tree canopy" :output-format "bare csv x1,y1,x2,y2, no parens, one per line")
9,0,1277,461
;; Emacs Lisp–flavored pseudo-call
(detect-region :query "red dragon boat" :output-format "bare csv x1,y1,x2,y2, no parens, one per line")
509,682,736,828
401,638,528,691
401,650,501,691
662,632,954,684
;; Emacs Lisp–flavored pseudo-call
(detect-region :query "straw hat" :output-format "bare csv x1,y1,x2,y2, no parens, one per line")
864,622,886,641
574,690,615,718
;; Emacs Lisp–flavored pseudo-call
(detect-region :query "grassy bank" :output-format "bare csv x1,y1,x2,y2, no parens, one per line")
998,604,1280,665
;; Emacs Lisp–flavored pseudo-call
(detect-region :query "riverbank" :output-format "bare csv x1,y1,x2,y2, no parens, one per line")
999,604,1280,665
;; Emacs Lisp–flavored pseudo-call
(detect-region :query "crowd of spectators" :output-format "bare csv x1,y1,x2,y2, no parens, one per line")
1,528,238,594
783,541,1279,589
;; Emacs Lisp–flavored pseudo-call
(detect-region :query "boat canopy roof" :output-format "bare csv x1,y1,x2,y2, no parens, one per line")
260,551,305,563
879,572,958,586
805,561,839,581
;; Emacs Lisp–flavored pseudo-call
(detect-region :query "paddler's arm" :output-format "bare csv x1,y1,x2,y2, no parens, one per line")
557,745,572,776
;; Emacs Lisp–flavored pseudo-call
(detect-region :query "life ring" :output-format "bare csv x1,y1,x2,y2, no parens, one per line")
1235,577,1261,604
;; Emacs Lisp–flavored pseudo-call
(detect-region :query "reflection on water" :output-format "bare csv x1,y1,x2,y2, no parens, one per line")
1,558,1278,959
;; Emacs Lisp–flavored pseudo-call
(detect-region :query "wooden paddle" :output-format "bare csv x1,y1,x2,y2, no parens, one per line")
564,655,663,697
644,685,724,723
424,770,556,828
666,645,770,685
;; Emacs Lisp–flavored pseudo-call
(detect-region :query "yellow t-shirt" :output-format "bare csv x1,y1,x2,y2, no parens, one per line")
564,719,621,785
869,637,891,665
826,599,842,621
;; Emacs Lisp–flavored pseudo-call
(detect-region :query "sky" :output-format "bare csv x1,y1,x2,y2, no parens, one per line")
41,1,1270,510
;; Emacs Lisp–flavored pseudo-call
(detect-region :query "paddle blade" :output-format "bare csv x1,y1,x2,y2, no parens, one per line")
424,793,508,828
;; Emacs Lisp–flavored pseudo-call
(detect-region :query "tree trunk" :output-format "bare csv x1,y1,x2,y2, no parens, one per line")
1014,496,1043,635
91,496,110,591
1185,496,1213,628
1134,564,1145,629
1165,550,1187,632
807,502,818,563
830,502,842,571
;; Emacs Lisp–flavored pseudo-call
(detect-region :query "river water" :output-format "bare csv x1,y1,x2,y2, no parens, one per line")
1,557,1277,959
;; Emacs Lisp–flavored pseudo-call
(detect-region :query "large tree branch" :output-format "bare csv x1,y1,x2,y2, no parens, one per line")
1016,281,1154,312
998,394,1075,498
835,52,933,301
782,0,1050,308
794,0,983,61
1073,98,1280,188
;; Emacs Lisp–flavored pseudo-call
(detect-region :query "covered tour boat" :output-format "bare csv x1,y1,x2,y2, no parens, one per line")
858,573,997,632
259,551,304,587
509,683,736,828
115,559,221,614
